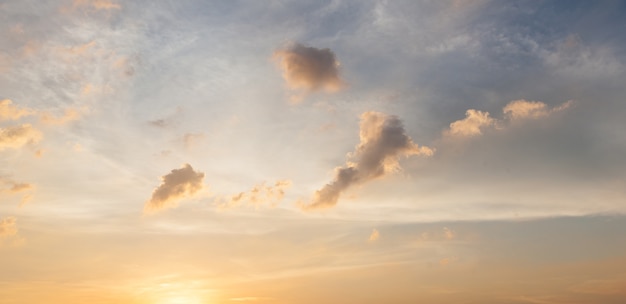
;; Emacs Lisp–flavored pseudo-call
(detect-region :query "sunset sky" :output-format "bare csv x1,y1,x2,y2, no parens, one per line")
2,0,626,303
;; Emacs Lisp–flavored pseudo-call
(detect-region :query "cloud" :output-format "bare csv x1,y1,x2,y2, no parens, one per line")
503,99,573,120
182,133,204,150
274,43,344,94
302,112,433,210
144,164,205,213
445,99,573,137
445,109,495,137
0,217,24,247
0,124,42,151
9,183,33,193
0,217,17,237
72,0,121,11
1,99,82,126
39,108,82,125
443,227,455,240
439,256,458,266
0,99,34,121
217,180,292,210
0,178,35,206
368,229,380,242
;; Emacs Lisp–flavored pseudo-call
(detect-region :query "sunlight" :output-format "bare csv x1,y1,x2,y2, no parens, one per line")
159,294,204,304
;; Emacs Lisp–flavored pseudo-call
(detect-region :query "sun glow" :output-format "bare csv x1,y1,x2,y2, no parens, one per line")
158,294,204,304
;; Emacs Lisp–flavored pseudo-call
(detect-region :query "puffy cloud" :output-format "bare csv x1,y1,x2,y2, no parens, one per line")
302,112,433,210
0,99,33,121
217,180,292,210
274,43,343,93
0,124,42,151
368,229,380,242
445,99,573,137
445,109,495,137
144,164,205,213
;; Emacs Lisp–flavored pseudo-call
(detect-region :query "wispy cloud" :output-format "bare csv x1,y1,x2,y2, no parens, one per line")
445,99,573,138
144,164,205,213
70,0,121,11
0,217,17,237
504,99,573,121
39,108,82,125
217,180,292,210
368,228,380,242
0,99,34,121
0,124,42,151
302,112,433,210
0,216,23,247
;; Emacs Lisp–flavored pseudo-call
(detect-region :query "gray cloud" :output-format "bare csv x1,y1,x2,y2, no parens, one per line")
302,112,433,210
274,43,344,94
145,164,205,213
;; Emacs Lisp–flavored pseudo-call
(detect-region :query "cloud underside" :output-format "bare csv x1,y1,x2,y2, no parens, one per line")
446,99,573,137
144,164,205,213
274,43,343,93
302,112,433,210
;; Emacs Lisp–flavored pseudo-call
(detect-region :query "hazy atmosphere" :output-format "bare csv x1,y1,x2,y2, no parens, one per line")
1,1,626,303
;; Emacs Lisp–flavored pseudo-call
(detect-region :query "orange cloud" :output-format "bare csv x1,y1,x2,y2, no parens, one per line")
0,216,24,247
274,43,344,93
445,109,495,137
217,180,292,210
144,164,205,213
368,229,380,242
302,112,433,210
39,108,82,125
0,124,42,151
72,0,121,10
504,99,573,120
443,227,455,240
0,99,34,121
1,178,35,206
445,99,573,137
0,217,17,237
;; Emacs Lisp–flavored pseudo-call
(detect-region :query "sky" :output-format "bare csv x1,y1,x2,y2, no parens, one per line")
1,0,626,303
